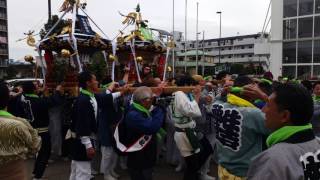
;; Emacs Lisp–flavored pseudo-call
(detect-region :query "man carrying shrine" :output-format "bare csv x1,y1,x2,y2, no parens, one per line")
247,83,320,180
210,76,270,180
172,74,213,180
69,71,124,180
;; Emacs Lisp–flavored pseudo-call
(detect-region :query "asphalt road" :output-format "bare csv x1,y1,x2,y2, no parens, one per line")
26,158,218,180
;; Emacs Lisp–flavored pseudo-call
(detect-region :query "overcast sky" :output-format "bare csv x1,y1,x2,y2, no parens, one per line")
8,0,270,60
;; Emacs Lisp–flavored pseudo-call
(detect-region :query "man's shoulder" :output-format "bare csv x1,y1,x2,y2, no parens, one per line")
173,91,187,99
127,108,143,117
252,144,288,166
76,94,91,103
0,116,30,131
253,142,306,163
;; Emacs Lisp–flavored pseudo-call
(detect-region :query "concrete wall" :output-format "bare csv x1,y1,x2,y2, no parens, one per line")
270,0,283,79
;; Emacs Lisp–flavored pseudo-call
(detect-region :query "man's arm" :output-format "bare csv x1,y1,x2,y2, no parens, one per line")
75,98,96,159
42,85,65,108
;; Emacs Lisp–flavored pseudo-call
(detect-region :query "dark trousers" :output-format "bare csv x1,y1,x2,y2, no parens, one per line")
61,125,71,157
129,168,153,180
33,132,51,178
183,137,213,180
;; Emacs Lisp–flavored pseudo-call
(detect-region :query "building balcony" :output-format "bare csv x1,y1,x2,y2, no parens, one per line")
207,48,255,56
0,13,7,20
0,25,7,32
0,1,6,8
214,56,268,64
0,59,8,67
174,61,216,67
233,39,256,46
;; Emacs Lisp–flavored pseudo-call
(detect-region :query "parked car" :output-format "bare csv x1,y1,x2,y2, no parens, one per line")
6,78,44,90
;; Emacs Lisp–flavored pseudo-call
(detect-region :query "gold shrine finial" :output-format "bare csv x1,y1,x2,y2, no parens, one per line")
24,30,36,47
119,4,148,30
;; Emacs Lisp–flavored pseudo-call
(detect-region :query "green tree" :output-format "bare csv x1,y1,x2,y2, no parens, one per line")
6,65,18,79
88,52,107,81
230,63,245,74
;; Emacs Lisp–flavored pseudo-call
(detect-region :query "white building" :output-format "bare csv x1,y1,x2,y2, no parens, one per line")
173,32,270,75
0,0,8,78
270,0,320,79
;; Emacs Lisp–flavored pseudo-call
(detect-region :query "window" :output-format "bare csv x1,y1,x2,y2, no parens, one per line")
297,65,311,79
248,55,253,57
241,55,245,58
314,40,320,63
283,66,296,78
241,46,245,49
313,65,320,77
228,47,232,50
284,0,297,17
283,19,297,39
208,42,212,46
299,0,314,16
315,16,320,37
316,0,320,13
283,42,297,64
228,55,232,58
248,45,253,49
0,1,5,7
298,17,313,38
298,41,312,63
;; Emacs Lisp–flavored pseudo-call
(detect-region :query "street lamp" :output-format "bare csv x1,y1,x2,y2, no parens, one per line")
172,0,175,78
196,2,199,74
184,0,188,73
197,31,205,76
216,11,222,65
201,31,205,76
48,0,52,21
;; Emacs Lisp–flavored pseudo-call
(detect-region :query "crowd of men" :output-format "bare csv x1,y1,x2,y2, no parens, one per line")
1,68,320,180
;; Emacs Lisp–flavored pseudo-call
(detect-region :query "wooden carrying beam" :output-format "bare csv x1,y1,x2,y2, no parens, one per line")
115,86,197,95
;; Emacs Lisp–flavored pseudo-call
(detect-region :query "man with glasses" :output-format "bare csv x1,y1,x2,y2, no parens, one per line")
121,86,165,180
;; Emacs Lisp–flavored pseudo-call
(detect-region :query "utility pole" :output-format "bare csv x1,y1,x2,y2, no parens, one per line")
172,0,175,78
196,2,199,74
48,0,52,21
202,31,205,76
217,11,222,65
184,0,188,73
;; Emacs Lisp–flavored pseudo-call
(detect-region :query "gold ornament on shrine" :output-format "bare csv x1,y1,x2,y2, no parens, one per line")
61,49,71,58
136,56,143,62
109,54,118,62
24,55,34,63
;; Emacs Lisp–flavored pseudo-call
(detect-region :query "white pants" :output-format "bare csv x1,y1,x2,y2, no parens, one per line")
69,160,92,180
100,146,117,175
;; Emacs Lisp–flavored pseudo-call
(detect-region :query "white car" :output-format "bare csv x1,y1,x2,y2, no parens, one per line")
6,78,44,89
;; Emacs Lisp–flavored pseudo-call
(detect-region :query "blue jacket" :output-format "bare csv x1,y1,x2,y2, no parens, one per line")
124,105,165,169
